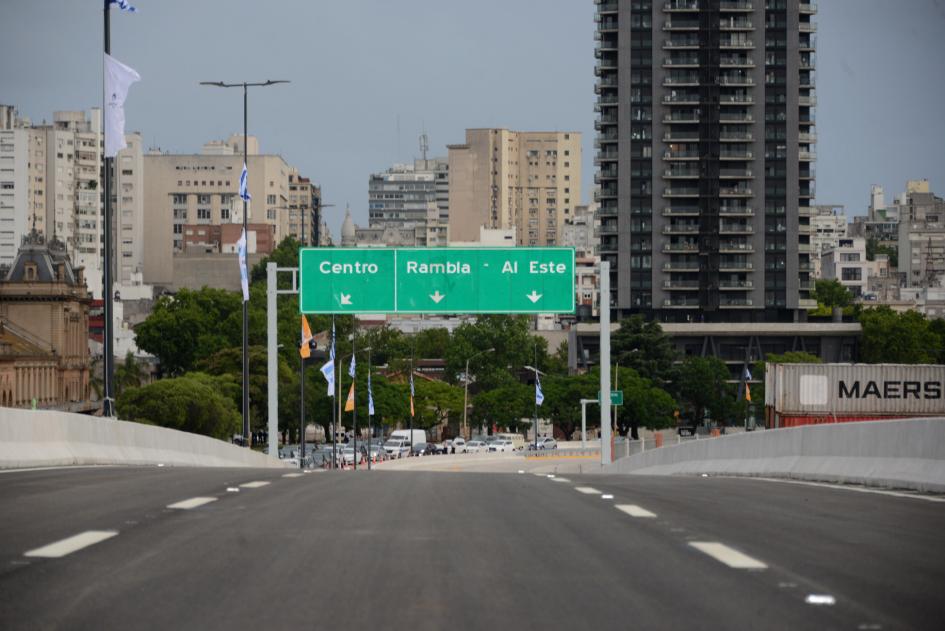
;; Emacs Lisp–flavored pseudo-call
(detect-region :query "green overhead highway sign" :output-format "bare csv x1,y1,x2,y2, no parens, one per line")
598,390,624,406
299,247,574,314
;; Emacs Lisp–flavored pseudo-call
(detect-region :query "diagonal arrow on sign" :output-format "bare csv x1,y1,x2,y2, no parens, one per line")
430,290,445,304
526,290,543,303
340,293,352,305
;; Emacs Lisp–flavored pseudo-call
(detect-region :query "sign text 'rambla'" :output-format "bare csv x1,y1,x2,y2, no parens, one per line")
299,247,575,314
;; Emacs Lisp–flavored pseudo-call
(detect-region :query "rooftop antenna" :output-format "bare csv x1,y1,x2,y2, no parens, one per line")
419,126,429,168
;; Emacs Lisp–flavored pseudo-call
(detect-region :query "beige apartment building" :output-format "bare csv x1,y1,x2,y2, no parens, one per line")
447,129,581,246
142,136,292,286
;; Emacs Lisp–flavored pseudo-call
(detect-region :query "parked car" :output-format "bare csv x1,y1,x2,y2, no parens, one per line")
535,437,557,450
465,440,487,453
368,443,388,462
451,437,467,453
440,439,454,454
411,442,438,456
383,438,410,458
496,432,526,450
488,439,515,453
341,445,367,465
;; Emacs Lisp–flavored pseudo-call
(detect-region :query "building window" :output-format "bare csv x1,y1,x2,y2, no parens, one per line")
841,267,862,281
221,208,230,220
197,208,211,220
197,194,211,204
267,209,276,220
267,194,276,204
173,224,183,234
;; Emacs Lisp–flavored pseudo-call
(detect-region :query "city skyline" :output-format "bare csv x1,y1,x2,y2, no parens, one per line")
1,0,943,240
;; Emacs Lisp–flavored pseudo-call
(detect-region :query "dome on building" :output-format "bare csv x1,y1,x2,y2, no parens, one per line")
340,206,356,246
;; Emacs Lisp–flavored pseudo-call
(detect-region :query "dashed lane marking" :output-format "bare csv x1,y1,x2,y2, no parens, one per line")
616,504,657,518
282,473,304,478
574,486,602,495
551,477,571,483
689,542,767,569
167,497,218,510
240,481,271,489
24,530,118,558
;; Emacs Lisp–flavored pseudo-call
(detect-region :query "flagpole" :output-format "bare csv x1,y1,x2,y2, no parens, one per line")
367,348,372,471
352,337,358,471
102,0,115,417
533,345,538,451
409,357,413,453
299,325,305,469
331,315,337,470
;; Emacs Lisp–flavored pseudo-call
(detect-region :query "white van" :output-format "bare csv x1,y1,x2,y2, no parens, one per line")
389,429,426,446
496,432,526,451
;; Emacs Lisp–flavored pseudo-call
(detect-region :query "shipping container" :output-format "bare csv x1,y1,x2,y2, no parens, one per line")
764,363,945,427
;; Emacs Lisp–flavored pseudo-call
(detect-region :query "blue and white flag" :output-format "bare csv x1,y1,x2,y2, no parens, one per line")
107,0,137,12
743,367,752,382
239,163,251,202
103,53,140,158
535,373,544,407
236,228,249,301
348,354,356,379
320,322,336,397
368,372,375,416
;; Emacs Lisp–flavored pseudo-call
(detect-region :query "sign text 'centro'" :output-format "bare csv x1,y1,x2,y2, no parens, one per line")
299,247,575,314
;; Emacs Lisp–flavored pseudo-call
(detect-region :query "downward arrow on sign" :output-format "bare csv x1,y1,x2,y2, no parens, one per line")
340,293,352,305
526,291,543,303
430,290,445,304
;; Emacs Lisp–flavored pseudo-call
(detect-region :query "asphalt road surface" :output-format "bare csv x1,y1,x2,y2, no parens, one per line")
1,465,943,630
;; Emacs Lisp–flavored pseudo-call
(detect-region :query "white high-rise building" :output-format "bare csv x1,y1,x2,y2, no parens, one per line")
0,106,31,268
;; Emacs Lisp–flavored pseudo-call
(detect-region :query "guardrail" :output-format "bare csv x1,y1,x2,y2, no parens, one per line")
602,418,945,493
0,408,287,469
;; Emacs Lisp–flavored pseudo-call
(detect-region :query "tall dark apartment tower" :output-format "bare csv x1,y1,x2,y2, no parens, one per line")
594,0,817,322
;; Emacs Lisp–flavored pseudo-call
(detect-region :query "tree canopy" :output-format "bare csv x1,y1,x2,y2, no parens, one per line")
611,315,679,385
812,278,853,310
857,306,943,364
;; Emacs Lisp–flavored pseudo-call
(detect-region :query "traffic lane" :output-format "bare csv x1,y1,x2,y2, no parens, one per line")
0,465,292,572
2,471,860,630
580,473,945,630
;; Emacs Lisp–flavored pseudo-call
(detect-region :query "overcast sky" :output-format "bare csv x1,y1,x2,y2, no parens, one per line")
2,1,943,238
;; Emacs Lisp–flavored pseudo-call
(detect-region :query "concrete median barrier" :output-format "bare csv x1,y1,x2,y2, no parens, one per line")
0,408,286,469
602,418,945,493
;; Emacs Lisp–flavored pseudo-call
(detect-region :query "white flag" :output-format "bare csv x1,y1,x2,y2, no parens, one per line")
236,228,249,302
239,163,251,202
104,53,140,158
368,372,375,416
320,360,335,397
535,373,544,407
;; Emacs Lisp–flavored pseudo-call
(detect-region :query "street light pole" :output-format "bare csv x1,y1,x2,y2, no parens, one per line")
462,347,494,440
199,79,289,447
367,347,372,471
524,360,545,451
579,399,598,449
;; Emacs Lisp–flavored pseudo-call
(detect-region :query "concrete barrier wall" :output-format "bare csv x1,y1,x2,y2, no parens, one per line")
602,418,945,493
0,407,286,469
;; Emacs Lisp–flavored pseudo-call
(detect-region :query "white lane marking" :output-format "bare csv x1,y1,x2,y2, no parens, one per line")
616,504,657,518
167,497,217,510
240,481,271,489
546,474,555,478
574,486,602,495
25,530,118,558
751,477,945,503
689,542,767,569
282,473,304,478
805,594,836,606
601,494,614,500
226,487,240,493
551,477,571,483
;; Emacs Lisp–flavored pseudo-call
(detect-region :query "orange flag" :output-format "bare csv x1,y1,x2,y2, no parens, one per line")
745,382,751,402
344,383,355,412
300,315,313,359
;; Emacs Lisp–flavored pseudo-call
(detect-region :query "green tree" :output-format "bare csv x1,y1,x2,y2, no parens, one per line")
611,314,679,385
470,383,533,434
866,237,898,268
114,351,147,396
445,315,548,390
812,278,853,310
541,372,599,440
135,287,243,375
857,306,942,364
615,366,677,437
675,356,739,426
116,373,241,440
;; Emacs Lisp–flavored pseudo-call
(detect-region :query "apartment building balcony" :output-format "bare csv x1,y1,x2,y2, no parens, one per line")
663,56,700,67
719,38,754,49
663,168,699,178
719,167,753,178
720,112,753,123
595,0,618,12
663,20,700,31
596,185,618,200
719,76,754,87
595,149,618,164
663,242,699,253
594,132,618,148
720,131,753,141
663,187,700,198
664,76,700,87
663,0,699,11
663,298,700,308
720,56,754,68
598,165,618,179
720,260,753,271
663,39,699,49
799,133,817,146
799,22,817,33
597,19,618,33
719,241,753,253
662,206,700,216
720,149,753,160
719,1,753,11
719,223,753,234
719,93,754,104
798,95,817,107
662,224,700,234
663,150,700,160
662,94,700,105
664,113,701,124
720,187,753,197
720,298,753,307
663,132,700,142
598,222,618,235
663,261,700,271
799,150,816,161
719,18,754,30
799,2,817,14
663,280,701,290
719,207,753,217
719,280,753,289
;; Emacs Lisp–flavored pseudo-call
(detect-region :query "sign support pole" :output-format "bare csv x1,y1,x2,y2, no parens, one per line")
600,261,611,466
